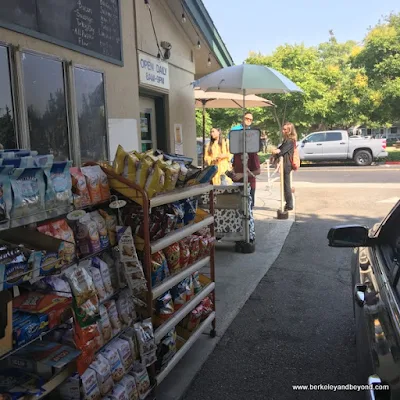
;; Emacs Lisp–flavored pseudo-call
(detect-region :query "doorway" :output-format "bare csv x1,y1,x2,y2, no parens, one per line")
139,96,157,152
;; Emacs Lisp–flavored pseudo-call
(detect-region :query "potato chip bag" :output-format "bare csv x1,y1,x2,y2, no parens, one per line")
136,157,153,188
70,167,91,207
179,240,190,269
144,161,165,199
163,242,180,272
113,145,127,175
161,162,180,192
124,153,139,182
81,166,102,204
99,168,110,201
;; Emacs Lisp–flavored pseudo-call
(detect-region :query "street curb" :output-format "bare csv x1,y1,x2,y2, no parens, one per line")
386,161,400,165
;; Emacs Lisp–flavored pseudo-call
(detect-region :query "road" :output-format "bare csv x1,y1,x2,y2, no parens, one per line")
183,166,400,400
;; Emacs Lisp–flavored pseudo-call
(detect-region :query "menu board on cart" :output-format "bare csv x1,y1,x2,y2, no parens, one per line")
0,0,123,65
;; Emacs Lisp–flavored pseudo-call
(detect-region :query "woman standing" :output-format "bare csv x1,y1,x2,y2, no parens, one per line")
272,122,297,211
204,128,233,185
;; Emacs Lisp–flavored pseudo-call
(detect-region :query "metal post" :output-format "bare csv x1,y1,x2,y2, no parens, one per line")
280,157,284,213
202,103,206,168
242,90,250,243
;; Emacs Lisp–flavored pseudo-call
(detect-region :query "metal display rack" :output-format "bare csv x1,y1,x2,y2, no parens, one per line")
96,165,217,387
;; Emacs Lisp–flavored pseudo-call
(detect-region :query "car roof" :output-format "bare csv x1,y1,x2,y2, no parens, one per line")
307,130,348,134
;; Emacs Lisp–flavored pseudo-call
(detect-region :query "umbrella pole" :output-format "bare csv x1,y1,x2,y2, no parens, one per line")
202,103,206,168
242,89,250,243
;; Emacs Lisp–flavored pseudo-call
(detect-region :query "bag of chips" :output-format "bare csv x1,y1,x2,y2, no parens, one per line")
81,166,103,204
130,364,151,400
163,242,180,272
188,235,200,265
89,354,114,396
156,291,174,320
170,281,186,310
176,162,188,188
144,161,165,199
50,219,76,262
136,157,153,188
104,299,122,334
102,346,125,383
134,319,157,367
198,236,209,259
161,162,180,192
113,145,127,175
98,304,113,343
90,210,110,249
151,251,169,287
65,264,97,307
92,257,114,297
0,167,13,227
179,240,190,269
99,167,110,201
201,296,214,320
192,272,202,294
76,213,101,255
50,161,73,209
70,167,91,208
120,374,139,400
184,198,198,225
156,329,177,373
99,209,118,246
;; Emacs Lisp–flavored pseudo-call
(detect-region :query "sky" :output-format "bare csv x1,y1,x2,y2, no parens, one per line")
202,0,400,64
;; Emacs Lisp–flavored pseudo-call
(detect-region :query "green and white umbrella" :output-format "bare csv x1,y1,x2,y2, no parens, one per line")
194,64,303,244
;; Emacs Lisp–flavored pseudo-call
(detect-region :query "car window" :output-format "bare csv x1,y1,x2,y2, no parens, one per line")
326,132,342,141
307,133,326,142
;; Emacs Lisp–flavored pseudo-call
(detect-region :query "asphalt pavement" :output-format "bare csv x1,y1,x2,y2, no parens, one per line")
182,165,399,400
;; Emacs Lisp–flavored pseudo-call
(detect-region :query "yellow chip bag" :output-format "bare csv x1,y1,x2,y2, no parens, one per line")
123,152,139,182
161,162,180,192
145,161,165,199
136,156,154,188
133,150,145,160
113,145,127,175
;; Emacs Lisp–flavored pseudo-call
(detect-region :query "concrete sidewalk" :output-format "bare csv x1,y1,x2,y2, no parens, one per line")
157,176,294,400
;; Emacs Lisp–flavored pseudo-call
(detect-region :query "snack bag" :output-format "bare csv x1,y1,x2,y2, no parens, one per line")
91,211,110,249
161,162,180,192
73,295,100,328
88,265,107,301
136,157,153,188
104,299,122,334
110,383,129,400
176,162,188,188
70,167,91,207
144,160,165,199
156,291,174,320
184,198,198,225
65,264,97,307
0,166,13,226
113,145,127,175
196,165,218,183
192,271,202,294
187,305,203,331
120,375,139,400
201,296,214,320
124,152,140,182
188,235,200,265
92,257,114,296
110,338,133,371
50,161,73,209
10,167,46,220
151,251,169,287
116,294,131,325
102,346,125,383
121,328,140,362
81,166,103,204
99,305,113,343
81,367,101,400
134,319,157,367
171,280,186,310
130,364,151,400
156,329,177,373
77,214,101,255
100,209,118,246
179,240,190,269
163,242,180,272
198,236,209,259
99,167,110,201
171,202,185,229
184,276,194,301
50,219,76,262
89,354,114,396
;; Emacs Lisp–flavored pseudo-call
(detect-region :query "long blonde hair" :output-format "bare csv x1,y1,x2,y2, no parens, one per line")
283,122,297,141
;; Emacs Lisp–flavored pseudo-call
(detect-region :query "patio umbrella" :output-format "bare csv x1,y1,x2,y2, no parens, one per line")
194,64,303,243
194,89,275,166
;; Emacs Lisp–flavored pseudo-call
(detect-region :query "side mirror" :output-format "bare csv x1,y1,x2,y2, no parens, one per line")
327,225,370,248
302,138,308,144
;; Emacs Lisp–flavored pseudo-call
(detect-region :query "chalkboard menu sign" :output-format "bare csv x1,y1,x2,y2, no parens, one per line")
0,0,123,65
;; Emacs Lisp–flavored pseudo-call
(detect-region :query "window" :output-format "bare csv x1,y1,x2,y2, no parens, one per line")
325,132,342,141
307,132,325,142
74,67,107,162
140,113,152,152
22,52,69,160
0,45,17,149
391,127,398,134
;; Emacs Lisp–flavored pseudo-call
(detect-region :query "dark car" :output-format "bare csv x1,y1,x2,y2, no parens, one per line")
328,202,400,399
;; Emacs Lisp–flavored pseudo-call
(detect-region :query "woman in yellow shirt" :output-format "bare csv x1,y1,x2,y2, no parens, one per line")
204,128,233,185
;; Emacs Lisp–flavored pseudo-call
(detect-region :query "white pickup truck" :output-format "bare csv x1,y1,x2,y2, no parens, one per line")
297,130,388,166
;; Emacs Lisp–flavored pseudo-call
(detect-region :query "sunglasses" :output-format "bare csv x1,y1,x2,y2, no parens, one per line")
245,117,253,121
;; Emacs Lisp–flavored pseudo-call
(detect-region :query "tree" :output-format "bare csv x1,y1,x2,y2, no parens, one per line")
195,109,212,138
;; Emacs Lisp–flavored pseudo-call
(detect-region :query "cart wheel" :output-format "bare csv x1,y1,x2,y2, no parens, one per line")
210,329,217,338
241,241,256,254
235,242,243,253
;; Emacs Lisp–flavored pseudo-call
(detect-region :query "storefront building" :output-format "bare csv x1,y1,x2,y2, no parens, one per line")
0,0,233,165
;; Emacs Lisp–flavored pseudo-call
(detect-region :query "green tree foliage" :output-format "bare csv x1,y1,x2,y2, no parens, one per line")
195,109,212,138
201,13,400,143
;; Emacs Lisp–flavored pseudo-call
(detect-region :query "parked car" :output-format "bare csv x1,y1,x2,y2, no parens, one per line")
328,201,400,398
297,130,388,166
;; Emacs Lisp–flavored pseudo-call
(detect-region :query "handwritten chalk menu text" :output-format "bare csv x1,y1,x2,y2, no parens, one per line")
138,51,170,91
0,0,122,64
